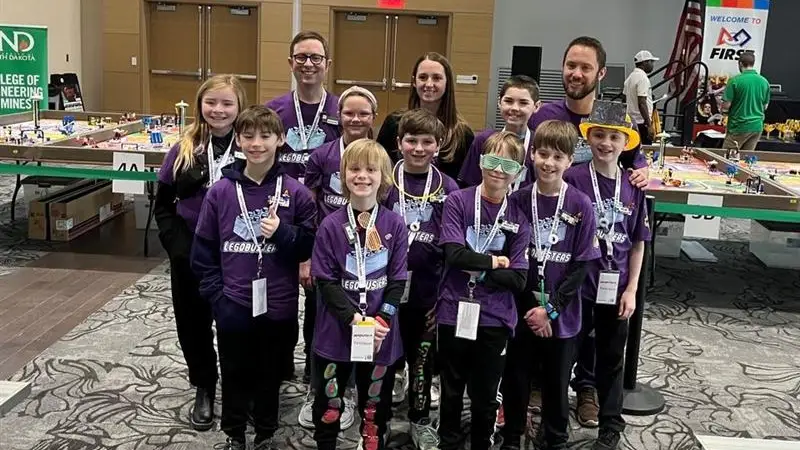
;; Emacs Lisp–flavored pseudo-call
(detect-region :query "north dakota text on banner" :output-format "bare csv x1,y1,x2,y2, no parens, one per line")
0,24,48,115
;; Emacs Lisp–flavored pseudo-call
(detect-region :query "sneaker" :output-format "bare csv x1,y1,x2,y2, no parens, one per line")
214,437,245,450
298,389,315,429
340,392,356,430
495,404,505,429
592,428,621,450
410,417,439,449
527,388,542,415
253,436,278,450
577,387,600,428
392,365,408,405
429,376,440,409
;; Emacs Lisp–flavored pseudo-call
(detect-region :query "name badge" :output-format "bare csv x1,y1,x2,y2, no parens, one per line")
499,220,519,233
596,270,620,305
559,211,580,226
252,278,268,317
321,113,339,126
400,271,412,304
455,298,480,341
351,318,376,362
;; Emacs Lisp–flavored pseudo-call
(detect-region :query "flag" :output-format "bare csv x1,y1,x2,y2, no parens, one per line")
665,0,704,105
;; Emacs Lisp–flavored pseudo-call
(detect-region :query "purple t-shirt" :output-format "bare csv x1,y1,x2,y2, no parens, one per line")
158,141,239,232
194,173,316,321
529,99,647,169
305,138,347,220
510,184,601,338
311,205,408,366
437,187,531,332
382,167,460,309
564,163,651,303
458,128,534,189
266,91,341,183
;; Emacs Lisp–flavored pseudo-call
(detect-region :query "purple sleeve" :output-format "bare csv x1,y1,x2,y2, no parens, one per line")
630,191,652,243
311,221,339,281
194,185,218,241
507,215,531,271
458,137,483,186
158,144,180,185
388,217,409,282
438,193,466,246
574,195,602,262
444,176,460,194
304,148,324,191
191,188,222,301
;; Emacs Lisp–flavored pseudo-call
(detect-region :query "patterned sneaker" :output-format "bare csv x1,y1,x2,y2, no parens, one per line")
410,417,439,449
495,404,506,429
340,391,356,430
577,387,600,428
392,365,408,405
297,389,315,429
429,376,440,409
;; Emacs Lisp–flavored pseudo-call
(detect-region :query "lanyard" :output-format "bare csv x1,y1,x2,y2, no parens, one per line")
395,160,435,233
339,137,346,159
207,136,234,185
589,161,621,261
293,90,327,150
504,127,531,192
235,175,283,279
346,204,378,315
473,185,508,255
531,181,567,305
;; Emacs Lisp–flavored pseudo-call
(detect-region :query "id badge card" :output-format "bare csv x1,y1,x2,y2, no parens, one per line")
455,298,480,341
400,271,412,304
596,270,620,305
350,318,376,362
252,278,268,317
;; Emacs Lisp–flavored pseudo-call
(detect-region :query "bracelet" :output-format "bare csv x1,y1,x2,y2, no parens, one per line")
380,303,397,317
544,302,559,320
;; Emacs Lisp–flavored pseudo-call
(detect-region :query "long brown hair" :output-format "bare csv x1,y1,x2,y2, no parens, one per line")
407,52,468,163
172,75,247,177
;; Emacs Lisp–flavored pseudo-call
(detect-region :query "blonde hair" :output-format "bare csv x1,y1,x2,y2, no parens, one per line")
484,130,526,164
173,75,247,177
340,138,393,201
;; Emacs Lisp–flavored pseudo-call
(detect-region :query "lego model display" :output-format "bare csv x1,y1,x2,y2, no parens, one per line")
90,115,182,152
648,146,749,194
0,116,101,145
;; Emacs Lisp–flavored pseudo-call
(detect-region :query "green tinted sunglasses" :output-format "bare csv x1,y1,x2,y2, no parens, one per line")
480,154,522,175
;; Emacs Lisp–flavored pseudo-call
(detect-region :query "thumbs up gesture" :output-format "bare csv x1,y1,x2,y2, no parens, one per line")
260,205,280,239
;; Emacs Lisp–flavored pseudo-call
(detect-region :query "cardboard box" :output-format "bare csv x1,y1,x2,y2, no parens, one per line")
21,176,82,216
654,217,685,259
28,179,96,241
749,220,800,269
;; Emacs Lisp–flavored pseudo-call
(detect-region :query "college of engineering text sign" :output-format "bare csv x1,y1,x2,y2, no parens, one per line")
0,24,48,115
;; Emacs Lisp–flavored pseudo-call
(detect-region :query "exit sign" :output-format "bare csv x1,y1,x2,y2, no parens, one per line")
379,0,405,9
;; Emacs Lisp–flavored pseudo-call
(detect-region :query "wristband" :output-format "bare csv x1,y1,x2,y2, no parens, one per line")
375,316,389,329
545,302,559,320
379,303,397,317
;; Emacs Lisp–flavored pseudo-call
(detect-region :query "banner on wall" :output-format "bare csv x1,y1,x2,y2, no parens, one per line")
0,24,48,115
696,0,769,125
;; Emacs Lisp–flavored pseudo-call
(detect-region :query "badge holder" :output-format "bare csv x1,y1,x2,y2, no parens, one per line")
456,277,480,341
596,241,620,306
252,258,268,317
351,291,375,362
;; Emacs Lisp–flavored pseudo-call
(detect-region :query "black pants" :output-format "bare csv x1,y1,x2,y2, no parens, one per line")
399,304,436,422
303,286,317,373
571,299,596,392
637,123,653,145
169,257,218,390
217,317,294,441
312,354,396,450
501,322,576,449
592,303,629,433
437,324,508,450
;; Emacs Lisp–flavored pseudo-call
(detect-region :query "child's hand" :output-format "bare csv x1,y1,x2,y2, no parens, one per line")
492,256,510,269
628,167,649,190
374,319,390,341
618,290,636,320
524,307,550,333
260,206,280,239
299,260,313,289
351,313,363,325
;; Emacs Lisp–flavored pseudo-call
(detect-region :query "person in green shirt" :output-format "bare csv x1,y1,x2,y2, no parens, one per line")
721,51,770,151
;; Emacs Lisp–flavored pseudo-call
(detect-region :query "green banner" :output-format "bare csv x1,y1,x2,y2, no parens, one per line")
0,24,48,115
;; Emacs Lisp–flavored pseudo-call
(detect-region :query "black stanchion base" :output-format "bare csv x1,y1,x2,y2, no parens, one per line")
622,383,666,416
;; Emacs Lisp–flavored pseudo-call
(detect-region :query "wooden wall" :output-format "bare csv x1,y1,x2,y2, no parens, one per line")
97,0,494,127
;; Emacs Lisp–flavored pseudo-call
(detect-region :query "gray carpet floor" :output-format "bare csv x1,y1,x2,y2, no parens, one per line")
0,175,799,449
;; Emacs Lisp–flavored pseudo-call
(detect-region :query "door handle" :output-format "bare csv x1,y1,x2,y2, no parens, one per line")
382,15,390,90
151,69,203,77
390,16,399,91
197,6,203,80
208,72,257,81
335,80,385,88
206,6,212,78
392,82,411,89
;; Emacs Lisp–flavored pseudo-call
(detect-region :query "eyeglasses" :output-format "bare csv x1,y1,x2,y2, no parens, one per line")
480,154,522,175
292,53,326,65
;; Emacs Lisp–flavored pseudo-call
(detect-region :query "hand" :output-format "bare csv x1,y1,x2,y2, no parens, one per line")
351,313,363,326
425,307,437,332
627,167,649,190
260,206,280,239
524,307,550,333
618,290,636,320
299,260,313,289
492,256,510,269
374,318,390,341
534,322,553,338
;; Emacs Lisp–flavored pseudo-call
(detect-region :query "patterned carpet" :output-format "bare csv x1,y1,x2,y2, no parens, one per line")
1,174,799,449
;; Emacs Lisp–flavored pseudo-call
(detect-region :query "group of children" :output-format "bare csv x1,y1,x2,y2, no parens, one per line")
153,30,650,450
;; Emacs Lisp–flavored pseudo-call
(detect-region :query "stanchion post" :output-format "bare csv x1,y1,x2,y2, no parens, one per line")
622,195,666,416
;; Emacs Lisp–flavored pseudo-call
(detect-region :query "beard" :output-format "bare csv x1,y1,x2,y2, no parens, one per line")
562,75,599,100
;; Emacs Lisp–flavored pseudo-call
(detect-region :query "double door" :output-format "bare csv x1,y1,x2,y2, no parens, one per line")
332,12,449,131
147,2,258,115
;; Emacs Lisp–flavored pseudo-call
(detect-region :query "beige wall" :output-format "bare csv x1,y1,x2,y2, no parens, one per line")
0,0,83,75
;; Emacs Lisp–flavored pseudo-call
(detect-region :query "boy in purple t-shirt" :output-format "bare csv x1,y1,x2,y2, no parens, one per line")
382,109,459,448
564,101,650,450
500,120,601,450
310,139,408,450
191,106,317,450
436,131,531,450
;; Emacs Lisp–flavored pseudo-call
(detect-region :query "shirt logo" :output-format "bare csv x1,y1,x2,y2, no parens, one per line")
286,126,326,152
341,275,388,291
466,224,506,253
278,152,311,164
392,199,434,225
222,241,278,254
